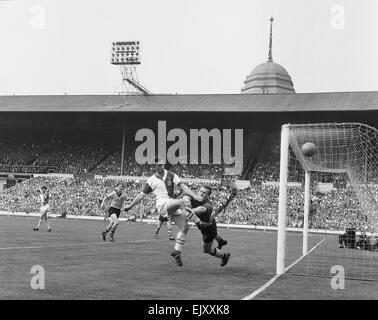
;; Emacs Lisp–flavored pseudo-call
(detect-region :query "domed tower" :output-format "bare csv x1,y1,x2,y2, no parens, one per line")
241,17,295,94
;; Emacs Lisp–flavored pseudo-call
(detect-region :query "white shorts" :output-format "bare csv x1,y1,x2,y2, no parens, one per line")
170,213,188,231
156,201,169,218
156,199,183,218
40,204,50,213
156,200,188,230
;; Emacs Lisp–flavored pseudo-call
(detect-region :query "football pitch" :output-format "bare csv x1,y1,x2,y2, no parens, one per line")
0,215,377,300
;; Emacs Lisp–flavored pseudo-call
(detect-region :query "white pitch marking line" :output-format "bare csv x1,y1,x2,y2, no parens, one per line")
242,238,326,300
0,239,166,251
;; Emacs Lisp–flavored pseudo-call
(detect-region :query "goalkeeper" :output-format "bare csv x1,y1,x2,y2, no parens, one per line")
184,186,230,267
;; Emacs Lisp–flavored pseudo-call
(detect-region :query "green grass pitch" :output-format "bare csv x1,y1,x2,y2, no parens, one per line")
0,216,377,299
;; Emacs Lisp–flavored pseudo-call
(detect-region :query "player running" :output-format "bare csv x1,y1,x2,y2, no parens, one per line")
100,182,127,242
185,186,230,266
33,186,52,232
124,157,203,267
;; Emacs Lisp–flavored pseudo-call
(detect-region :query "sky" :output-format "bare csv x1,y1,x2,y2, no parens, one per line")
0,0,377,95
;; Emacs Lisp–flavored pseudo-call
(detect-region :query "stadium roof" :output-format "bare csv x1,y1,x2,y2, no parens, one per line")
0,91,377,112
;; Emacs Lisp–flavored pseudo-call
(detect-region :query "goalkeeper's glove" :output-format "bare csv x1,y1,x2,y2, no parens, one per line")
195,221,204,231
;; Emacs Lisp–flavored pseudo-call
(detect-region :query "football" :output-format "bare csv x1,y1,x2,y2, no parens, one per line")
301,142,317,157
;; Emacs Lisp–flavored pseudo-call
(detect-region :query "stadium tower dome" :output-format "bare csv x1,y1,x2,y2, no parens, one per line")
241,17,295,94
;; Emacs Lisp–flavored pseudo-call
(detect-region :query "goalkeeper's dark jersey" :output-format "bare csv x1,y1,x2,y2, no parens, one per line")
191,199,213,223
191,198,217,243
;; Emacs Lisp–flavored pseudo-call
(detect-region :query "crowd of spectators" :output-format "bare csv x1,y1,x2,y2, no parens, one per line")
1,140,227,179
0,176,150,217
1,128,378,233
217,184,377,232
0,142,51,173
1,175,377,233
0,176,232,221
0,128,267,180
249,134,307,184
33,143,109,174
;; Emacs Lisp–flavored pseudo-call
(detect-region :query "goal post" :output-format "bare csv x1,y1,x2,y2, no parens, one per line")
276,122,378,279
303,170,310,256
276,124,289,275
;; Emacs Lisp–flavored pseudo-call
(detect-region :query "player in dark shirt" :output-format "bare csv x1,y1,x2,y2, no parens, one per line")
185,186,230,267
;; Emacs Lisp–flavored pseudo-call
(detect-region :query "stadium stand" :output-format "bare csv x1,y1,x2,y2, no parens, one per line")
0,126,377,232
0,172,374,232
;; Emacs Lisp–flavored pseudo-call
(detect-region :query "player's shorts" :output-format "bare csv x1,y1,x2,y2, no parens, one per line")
40,204,50,214
108,207,121,218
157,200,181,218
157,199,187,230
170,213,188,231
156,201,169,218
201,219,217,243
159,215,169,223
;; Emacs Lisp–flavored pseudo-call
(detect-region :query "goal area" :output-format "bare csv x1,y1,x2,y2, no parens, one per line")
276,123,378,281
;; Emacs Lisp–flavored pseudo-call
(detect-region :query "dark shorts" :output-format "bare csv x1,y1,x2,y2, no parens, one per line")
108,207,121,218
201,219,217,243
159,215,169,223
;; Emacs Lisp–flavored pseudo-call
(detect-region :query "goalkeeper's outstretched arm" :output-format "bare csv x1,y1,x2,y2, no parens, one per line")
189,206,208,221
214,187,237,217
185,206,209,230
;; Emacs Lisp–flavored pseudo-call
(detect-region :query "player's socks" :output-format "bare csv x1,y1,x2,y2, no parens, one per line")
211,247,224,259
104,224,113,233
220,253,230,267
101,231,107,241
170,250,183,267
167,227,174,240
109,225,118,242
155,223,162,237
174,231,186,252
110,225,118,235
217,239,228,250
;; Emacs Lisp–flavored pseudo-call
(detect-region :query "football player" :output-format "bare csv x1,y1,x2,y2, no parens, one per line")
124,157,203,266
33,186,52,232
154,208,175,240
185,186,230,266
100,182,127,242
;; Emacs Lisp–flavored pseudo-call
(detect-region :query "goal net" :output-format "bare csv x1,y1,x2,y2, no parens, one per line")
277,123,378,281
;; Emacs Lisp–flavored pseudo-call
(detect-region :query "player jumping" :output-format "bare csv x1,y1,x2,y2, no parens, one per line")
100,182,127,242
33,186,52,232
124,157,203,267
183,194,227,250
185,186,230,266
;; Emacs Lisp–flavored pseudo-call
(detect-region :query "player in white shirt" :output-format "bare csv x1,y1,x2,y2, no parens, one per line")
33,186,52,232
124,158,203,266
